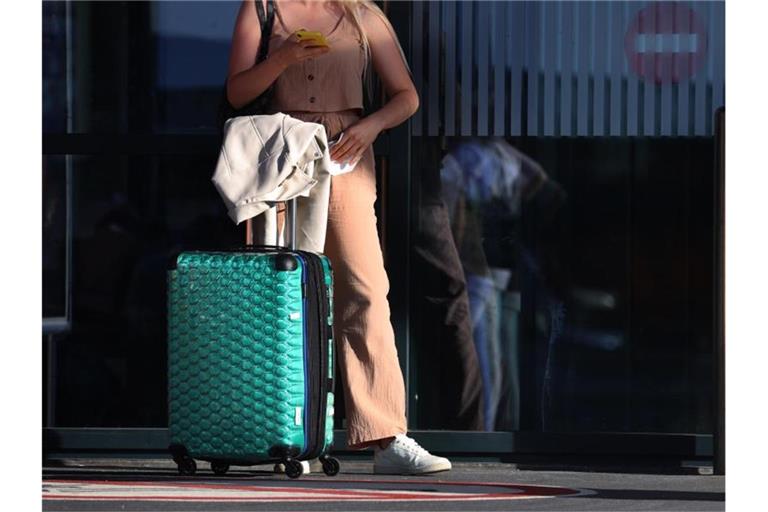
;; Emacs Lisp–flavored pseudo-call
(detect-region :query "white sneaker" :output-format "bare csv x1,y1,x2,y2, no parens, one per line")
373,435,452,475
273,459,312,474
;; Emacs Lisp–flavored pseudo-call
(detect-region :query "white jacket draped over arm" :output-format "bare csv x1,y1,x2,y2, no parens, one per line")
211,113,354,252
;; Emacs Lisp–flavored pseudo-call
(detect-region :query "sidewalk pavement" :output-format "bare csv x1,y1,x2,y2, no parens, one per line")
43,457,724,512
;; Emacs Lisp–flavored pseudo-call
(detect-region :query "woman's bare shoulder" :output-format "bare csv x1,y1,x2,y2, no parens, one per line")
358,4,392,41
357,2,377,22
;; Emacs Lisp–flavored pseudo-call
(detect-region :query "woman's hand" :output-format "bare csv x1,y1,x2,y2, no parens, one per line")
330,117,383,165
271,36,331,69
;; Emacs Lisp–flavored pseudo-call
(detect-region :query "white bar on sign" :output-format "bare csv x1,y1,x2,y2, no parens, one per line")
634,33,698,53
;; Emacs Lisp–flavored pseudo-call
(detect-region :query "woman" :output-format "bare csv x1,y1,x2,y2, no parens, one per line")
225,0,451,475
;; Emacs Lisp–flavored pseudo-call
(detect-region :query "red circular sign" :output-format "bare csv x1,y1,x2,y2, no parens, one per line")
624,2,708,84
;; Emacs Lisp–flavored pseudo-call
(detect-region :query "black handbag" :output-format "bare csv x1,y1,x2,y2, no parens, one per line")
216,0,276,135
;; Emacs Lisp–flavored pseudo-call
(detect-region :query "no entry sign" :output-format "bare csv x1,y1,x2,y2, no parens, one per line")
624,2,709,83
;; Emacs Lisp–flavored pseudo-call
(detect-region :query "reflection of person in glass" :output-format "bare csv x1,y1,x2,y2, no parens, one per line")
226,0,450,474
440,138,562,431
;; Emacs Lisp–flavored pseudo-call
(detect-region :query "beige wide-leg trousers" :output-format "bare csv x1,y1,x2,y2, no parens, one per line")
277,110,407,448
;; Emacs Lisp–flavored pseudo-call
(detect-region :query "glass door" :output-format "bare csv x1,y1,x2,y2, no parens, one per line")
395,0,724,456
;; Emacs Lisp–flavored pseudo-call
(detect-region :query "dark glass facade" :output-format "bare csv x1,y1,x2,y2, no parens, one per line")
43,1,724,455
410,137,716,434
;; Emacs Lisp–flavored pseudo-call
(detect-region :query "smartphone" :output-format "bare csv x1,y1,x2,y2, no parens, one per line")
295,29,329,47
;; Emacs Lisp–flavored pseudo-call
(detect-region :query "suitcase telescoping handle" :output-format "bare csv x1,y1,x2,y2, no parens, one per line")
244,198,297,251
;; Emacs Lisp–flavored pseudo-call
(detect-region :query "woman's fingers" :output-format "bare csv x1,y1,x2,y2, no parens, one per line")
332,148,362,165
329,136,352,161
299,39,330,51
331,139,362,163
295,43,330,62
309,46,331,56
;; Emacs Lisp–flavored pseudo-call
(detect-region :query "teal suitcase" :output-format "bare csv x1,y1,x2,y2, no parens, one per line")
167,204,338,478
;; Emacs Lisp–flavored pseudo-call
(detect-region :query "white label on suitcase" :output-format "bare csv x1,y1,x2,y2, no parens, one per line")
294,407,303,426
289,311,301,321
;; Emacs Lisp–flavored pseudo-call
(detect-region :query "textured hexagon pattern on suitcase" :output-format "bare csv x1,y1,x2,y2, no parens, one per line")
167,252,309,460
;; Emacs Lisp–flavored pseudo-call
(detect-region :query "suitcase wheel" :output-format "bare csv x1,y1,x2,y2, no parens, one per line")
320,456,340,477
211,461,230,476
177,456,197,476
283,458,304,479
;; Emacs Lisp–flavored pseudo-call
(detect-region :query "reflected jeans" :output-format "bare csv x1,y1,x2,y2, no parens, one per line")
495,290,521,431
466,273,503,431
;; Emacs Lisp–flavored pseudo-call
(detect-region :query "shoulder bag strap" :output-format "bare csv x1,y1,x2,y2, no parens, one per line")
254,0,276,63
243,0,277,247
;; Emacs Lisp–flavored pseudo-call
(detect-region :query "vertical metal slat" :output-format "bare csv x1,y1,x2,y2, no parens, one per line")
461,0,473,136
660,3,674,136
577,1,590,136
705,0,715,135
693,1,707,136
543,1,556,136
626,2,638,136
610,1,624,136
427,0,440,136
593,1,607,136
560,1,573,136
476,0,490,136
511,1,525,136
493,0,506,135
712,1,725,112
643,2,657,136
526,1,539,136
443,0,456,136
677,3,692,136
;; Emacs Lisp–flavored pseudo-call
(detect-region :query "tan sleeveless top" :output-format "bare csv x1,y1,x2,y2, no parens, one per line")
268,6,366,113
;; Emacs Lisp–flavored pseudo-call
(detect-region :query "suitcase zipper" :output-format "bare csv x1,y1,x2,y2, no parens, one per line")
296,251,328,460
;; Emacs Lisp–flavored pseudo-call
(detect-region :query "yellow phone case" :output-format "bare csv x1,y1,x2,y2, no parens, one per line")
295,28,329,47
